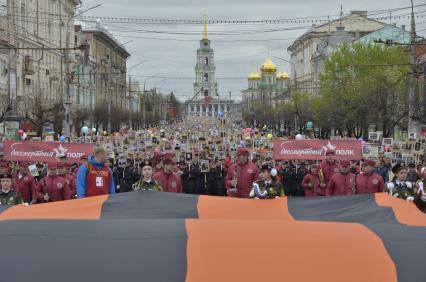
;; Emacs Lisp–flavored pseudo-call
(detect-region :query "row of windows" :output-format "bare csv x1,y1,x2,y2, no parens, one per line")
198,57,211,66
189,104,228,112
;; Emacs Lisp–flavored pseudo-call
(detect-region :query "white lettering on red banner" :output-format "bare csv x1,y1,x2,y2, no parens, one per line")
273,140,362,160
3,141,93,163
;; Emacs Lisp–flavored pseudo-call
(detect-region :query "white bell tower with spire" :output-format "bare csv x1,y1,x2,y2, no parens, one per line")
193,14,218,98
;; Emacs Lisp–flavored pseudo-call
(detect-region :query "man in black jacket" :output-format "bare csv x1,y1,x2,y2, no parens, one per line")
114,158,136,193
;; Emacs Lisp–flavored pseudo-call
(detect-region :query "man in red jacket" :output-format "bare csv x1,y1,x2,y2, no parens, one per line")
36,162,71,203
301,164,320,197
326,161,355,196
154,155,182,193
224,147,259,198
152,151,165,175
321,150,340,190
12,162,37,204
355,159,385,194
58,162,77,199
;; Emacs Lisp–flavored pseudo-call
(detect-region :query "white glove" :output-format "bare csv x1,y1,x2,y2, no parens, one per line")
406,182,413,189
392,193,399,198
228,188,237,193
406,196,415,202
386,182,394,192
271,168,277,177
249,188,255,198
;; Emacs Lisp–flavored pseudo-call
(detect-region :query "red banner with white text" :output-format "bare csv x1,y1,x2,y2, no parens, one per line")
273,140,362,160
3,141,93,163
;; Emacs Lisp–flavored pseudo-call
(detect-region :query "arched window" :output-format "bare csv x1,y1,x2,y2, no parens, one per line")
204,89,209,96
204,73,209,82
205,57,209,65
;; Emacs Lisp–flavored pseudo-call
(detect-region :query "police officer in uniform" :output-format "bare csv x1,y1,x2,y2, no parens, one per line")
0,169,23,205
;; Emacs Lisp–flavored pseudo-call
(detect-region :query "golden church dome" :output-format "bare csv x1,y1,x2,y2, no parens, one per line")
252,71,261,80
276,72,290,80
261,58,277,73
248,72,255,80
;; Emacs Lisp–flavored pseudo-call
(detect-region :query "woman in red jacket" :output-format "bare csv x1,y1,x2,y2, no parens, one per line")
301,164,320,197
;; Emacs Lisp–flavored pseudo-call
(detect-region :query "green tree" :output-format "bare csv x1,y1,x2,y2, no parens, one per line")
316,42,410,138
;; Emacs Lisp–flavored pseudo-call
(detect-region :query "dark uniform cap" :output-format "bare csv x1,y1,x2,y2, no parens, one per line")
261,163,273,172
0,168,12,179
392,163,406,174
142,160,153,168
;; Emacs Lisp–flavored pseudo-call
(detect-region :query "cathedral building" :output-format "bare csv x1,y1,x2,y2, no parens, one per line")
185,15,239,119
242,57,290,114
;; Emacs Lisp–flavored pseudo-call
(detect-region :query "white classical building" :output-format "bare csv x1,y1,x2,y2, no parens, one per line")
287,10,388,93
185,15,239,119
11,0,79,108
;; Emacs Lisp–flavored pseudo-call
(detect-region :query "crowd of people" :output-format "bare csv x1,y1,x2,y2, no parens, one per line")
1,119,426,213
0,143,425,212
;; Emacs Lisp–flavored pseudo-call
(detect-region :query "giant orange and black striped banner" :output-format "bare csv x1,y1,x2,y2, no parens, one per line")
1,192,425,282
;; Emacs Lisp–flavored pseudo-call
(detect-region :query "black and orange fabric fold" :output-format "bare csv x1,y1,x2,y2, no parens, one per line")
0,192,425,282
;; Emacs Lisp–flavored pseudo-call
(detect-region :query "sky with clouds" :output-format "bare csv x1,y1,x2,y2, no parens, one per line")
79,0,426,101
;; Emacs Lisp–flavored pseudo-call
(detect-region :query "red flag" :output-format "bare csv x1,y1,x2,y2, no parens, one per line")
204,96,212,108
161,99,166,112
169,103,175,117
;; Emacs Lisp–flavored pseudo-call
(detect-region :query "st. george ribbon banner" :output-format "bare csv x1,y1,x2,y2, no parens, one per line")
2,141,93,163
273,139,362,160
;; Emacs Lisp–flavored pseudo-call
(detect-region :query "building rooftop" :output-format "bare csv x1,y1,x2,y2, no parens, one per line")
76,18,130,57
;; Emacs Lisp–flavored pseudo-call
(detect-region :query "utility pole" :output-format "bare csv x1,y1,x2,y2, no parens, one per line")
408,0,418,134
107,56,112,133
128,74,132,128
64,4,101,138
4,0,20,140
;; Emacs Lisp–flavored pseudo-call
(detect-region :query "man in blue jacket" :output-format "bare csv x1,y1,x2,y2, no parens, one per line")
76,147,115,198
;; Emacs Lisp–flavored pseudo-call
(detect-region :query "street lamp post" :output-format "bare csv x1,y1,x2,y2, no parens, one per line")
141,74,160,127
155,80,169,123
128,59,147,128
273,56,297,88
